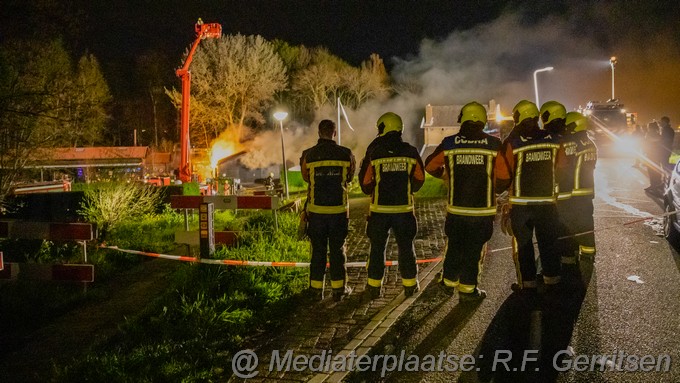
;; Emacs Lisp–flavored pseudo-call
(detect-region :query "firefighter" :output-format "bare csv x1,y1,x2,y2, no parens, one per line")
495,100,565,294
564,111,597,258
300,119,356,301
424,102,501,301
540,101,579,268
359,112,425,299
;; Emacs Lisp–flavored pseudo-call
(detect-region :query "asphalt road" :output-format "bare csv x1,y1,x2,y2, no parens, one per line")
354,157,680,383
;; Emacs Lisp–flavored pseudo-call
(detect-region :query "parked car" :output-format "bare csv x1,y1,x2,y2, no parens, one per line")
663,159,680,242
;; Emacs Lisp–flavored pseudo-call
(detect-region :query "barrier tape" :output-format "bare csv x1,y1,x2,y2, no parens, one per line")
101,208,676,265
99,245,441,268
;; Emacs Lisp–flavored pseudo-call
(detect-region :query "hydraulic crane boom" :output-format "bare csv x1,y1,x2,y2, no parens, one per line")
175,19,222,183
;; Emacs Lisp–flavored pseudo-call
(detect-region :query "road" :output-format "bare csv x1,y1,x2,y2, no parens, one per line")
353,157,680,383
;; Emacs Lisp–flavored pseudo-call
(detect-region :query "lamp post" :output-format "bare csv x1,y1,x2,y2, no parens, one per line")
533,66,554,107
273,111,289,200
609,56,617,100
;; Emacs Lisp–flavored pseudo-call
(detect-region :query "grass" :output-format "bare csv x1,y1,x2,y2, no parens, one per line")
10,172,448,380
53,211,310,382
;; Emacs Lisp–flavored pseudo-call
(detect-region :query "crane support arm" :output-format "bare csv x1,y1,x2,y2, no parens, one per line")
175,19,222,183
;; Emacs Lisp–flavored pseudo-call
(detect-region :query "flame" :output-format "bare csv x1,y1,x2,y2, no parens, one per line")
495,104,513,121
210,139,237,169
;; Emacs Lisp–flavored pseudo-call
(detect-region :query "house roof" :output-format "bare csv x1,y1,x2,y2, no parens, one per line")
423,105,461,129
27,147,150,168
43,147,149,160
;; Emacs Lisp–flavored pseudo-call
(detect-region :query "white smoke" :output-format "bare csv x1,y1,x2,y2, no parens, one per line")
243,11,680,168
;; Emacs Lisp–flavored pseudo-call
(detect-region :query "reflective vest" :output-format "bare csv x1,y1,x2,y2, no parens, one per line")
425,132,502,216
557,136,578,201
359,133,425,213
571,131,597,198
500,132,561,205
300,138,355,214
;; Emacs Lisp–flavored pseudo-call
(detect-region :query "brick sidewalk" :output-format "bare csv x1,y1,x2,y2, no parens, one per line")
231,197,447,382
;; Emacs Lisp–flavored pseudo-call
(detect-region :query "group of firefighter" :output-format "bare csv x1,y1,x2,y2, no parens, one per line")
299,99,597,303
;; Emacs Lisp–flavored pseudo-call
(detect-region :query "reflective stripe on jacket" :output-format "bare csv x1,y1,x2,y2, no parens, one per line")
424,129,502,216
300,138,355,214
495,130,565,205
359,132,425,213
571,131,597,197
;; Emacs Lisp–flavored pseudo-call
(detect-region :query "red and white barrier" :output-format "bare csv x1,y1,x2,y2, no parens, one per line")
0,221,94,241
0,263,93,282
99,245,441,268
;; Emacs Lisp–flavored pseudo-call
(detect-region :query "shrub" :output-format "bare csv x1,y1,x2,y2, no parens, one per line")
79,183,162,239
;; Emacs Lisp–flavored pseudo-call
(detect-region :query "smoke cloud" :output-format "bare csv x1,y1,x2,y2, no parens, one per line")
243,9,680,169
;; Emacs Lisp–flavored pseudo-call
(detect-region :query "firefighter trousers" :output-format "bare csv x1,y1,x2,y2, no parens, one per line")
442,214,494,293
307,212,349,291
570,196,596,256
510,204,561,287
366,212,418,288
556,199,579,264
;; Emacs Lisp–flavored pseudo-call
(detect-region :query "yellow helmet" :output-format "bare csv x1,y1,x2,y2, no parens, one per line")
565,111,588,132
377,112,403,136
457,102,488,124
512,100,539,124
539,101,566,124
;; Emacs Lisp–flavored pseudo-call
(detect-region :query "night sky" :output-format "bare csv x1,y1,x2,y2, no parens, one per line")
2,0,680,127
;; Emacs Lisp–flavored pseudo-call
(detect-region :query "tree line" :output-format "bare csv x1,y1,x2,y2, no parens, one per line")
0,34,392,201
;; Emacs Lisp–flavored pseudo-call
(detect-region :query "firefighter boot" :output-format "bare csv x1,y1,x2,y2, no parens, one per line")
459,288,487,303
366,285,382,300
404,280,420,297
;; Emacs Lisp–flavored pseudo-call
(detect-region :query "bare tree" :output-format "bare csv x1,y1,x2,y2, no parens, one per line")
341,54,391,108
292,47,349,111
166,34,287,147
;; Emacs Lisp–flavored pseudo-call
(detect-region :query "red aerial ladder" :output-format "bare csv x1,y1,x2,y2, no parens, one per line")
175,18,222,183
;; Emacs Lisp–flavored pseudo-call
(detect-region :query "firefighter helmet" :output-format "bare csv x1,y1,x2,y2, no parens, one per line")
540,101,567,124
377,112,403,136
565,111,588,132
457,102,488,124
512,100,539,124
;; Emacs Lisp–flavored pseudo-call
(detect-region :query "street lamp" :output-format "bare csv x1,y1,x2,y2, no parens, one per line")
533,66,554,107
609,56,617,100
273,111,289,200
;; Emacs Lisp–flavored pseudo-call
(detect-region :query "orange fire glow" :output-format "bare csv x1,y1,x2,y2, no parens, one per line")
210,139,238,169
194,138,242,181
495,104,514,121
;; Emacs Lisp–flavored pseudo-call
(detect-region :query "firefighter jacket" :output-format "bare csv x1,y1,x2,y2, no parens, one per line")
495,129,566,205
424,126,502,216
359,132,425,213
300,138,355,214
557,134,578,201
570,130,597,198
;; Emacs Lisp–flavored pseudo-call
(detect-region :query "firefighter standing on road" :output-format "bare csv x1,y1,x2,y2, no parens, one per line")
300,120,356,301
424,102,501,302
540,101,579,268
495,100,566,294
359,112,425,299
564,111,597,258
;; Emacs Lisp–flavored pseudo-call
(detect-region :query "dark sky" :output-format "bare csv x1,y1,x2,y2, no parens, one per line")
2,0,680,127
